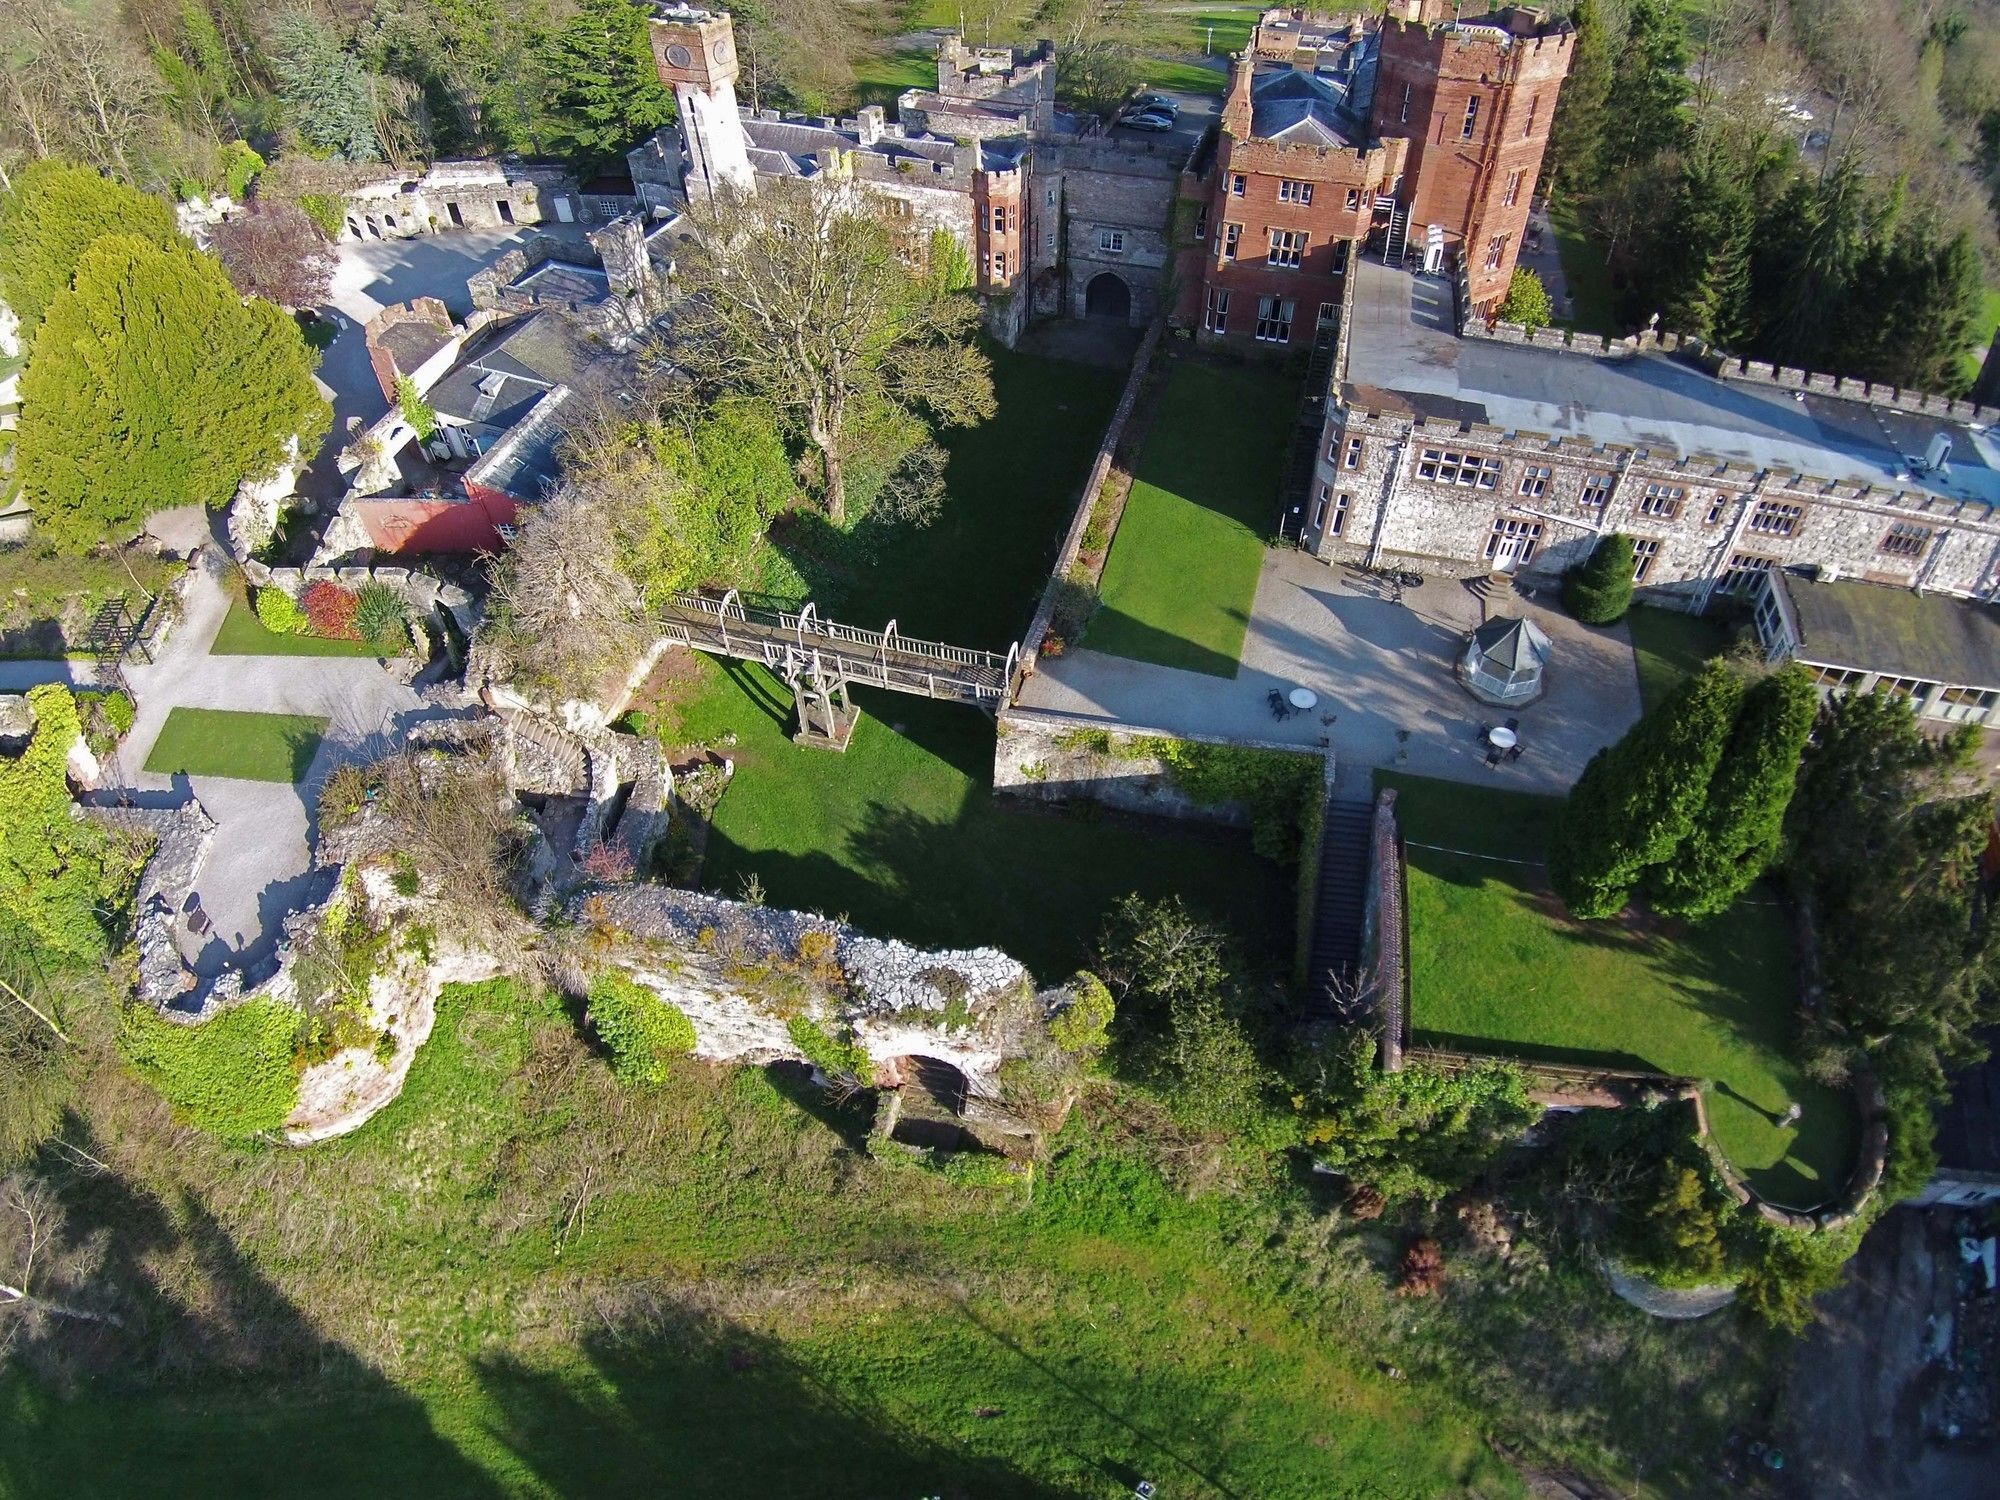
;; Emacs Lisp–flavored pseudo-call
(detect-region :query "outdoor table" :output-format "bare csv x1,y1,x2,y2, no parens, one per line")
1288,688,1318,710
1487,726,1518,750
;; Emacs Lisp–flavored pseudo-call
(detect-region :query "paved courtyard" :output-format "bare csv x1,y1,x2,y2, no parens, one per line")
1018,548,1644,796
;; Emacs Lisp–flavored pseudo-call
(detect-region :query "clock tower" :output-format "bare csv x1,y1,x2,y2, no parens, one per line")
647,7,754,203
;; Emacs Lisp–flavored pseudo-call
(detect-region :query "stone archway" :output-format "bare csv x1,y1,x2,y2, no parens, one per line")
1084,271,1131,322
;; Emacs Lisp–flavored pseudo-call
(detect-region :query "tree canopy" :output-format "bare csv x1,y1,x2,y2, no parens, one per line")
0,159,177,343
535,0,676,173
0,686,117,971
211,198,335,309
668,178,995,525
16,234,328,552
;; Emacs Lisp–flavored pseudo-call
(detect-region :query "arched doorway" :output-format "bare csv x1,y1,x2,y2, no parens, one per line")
1084,272,1131,322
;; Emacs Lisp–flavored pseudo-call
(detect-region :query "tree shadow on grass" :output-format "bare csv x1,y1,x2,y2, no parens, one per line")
468,1302,1064,1499
2,1115,499,1498
1081,603,1244,679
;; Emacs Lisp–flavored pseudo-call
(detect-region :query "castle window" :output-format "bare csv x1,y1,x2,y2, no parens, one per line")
1318,301,1338,328
1524,96,1539,138
1046,185,1057,206
1638,483,1684,519
1204,285,1230,334
1418,449,1501,489
1880,521,1934,558
1483,232,1510,272
1461,96,1481,140
1229,173,1246,197
992,250,1007,278
1192,204,1208,240
1329,491,1351,536
1315,485,1351,536
1343,436,1363,469
1631,538,1661,582
1399,82,1412,125
1098,229,1125,254
991,206,1007,232
1519,465,1550,498
1046,230,1057,253
1580,473,1613,507
1502,169,1522,208
1345,188,1361,211
1222,222,1241,261
1720,553,1778,593
1277,178,1314,205
1484,517,1542,561
1705,494,1728,525
1268,229,1306,268
1255,295,1294,343
1749,500,1804,537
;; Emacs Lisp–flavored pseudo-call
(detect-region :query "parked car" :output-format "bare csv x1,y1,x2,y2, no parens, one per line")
1120,111,1175,132
1127,93,1177,115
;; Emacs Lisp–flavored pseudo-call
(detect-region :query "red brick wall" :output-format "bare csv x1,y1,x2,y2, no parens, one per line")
973,170,1025,293
1371,20,1572,310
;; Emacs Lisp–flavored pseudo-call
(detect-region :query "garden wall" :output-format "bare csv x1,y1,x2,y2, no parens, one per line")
1359,789,1407,1073
242,558,477,636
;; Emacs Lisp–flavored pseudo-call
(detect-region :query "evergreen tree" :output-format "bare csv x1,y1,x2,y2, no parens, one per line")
272,12,381,161
1651,664,1817,918
1660,151,1754,344
0,159,177,344
1549,0,1614,192
1835,223,1982,394
1755,160,1869,370
535,0,676,173
16,235,329,552
1562,531,1636,624
1550,659,1745,918
1600,0,1689,173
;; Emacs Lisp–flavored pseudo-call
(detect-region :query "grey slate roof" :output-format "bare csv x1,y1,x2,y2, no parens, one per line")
1345,256,2000,513
426,313,595,431
1778,573,2000,688
1470,616,1545,672
1250,65,1360,145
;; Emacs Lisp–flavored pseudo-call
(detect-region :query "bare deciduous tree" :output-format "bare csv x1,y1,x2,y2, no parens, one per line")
372,749,532,957
487,484,651,690
666,178,995,525
212,200,336,309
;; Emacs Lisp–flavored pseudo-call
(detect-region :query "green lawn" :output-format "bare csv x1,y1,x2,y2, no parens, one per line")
1962,284,2000,385
1548,199,1619,339
663,657,1287,983
143,707,327,783
852,46,938,109
1382,770,1855,1206
209,599,385,658
1084,360,1296,676
1626,604,1731,711
0,978,1523,1497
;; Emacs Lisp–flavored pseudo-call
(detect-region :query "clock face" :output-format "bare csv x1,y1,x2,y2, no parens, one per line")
664,43,693,68
712,37,733,63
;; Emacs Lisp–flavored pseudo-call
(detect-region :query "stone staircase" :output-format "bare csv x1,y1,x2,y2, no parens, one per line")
1307,798,1375,1015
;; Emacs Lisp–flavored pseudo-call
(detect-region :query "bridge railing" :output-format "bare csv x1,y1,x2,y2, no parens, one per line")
665,591,1012,674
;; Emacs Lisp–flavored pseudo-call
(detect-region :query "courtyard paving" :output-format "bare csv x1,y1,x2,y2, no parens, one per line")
1018,547,1644,796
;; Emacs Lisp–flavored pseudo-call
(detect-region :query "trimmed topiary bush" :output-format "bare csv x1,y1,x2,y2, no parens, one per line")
586,971,696,1085
1562,532,1636,625
255,586,307,635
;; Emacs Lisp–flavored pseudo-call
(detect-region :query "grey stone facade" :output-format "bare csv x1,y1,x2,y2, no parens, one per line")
337,162,584,243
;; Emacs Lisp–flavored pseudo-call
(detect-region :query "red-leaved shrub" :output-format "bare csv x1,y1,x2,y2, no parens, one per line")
1396,1236,1446,1297
302,581,361,640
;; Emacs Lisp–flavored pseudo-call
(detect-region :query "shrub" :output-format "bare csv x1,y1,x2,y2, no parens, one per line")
1633,1162,1729,1284
1050,971,1115,1056
118,999,303,1136
255,586,306,635
1346,1183,1387,1220
395,375,438,443
1496,266,1553,333
353,582,406,652
98,688,136,736
1396,1236,1446,1296
301,580,361,640
317,762,370,828
1,685,121,969
298,193,345,240
586,971,696,1086
1739,1222,1862,1332
786,1015,872,1085
1562,532,1635,625
220,140,265,200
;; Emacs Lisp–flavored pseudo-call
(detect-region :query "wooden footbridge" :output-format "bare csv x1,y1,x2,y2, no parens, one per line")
659,590,1016,749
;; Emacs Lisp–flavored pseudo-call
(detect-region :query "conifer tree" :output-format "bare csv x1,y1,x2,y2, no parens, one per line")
536,0,676,173
1550,659,1745,918
16,235,328,552
1600,0,1689,173
0,159,176,344
1562,532,1636,625
1650,664,1817,918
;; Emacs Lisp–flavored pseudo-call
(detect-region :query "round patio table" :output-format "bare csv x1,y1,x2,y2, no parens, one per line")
1487,726,1518,750
1289,688,1319,710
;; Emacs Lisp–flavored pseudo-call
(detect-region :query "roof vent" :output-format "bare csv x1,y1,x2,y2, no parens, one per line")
470,370,507,421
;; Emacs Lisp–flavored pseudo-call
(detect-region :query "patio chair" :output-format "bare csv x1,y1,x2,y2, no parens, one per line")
1267,689,1290,720
1484,749,1503,769
1476,723,1492,743
1504,743,1524,763
1504,716,1520,732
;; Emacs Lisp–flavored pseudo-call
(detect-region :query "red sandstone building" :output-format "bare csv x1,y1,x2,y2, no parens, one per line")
1179,4,1572,348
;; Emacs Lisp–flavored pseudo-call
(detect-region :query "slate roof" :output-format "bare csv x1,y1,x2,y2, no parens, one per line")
426,313,595,432
1778,574,2000,688
377,318,454,374
1250,65,1361,146
1469,616,1548,672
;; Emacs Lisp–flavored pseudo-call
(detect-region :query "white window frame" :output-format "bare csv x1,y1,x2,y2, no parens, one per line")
1631,537,1661,582
1580,473,1613,507
1222,222,1241,262
1638,483,1684,519
1255,295,1294,344
1461,96,1480,140
1343,436,1362,470
1880,522,1933,559
1502,168,1522,208
1268,229,1306,268
1203,285,1230,334
1484,517,1542,562
1277,178,1314,205
1417,448,1501,489
1097,229,1125,254
1749,500,1804,537
1519,465,1550,498
1229,173,1246,197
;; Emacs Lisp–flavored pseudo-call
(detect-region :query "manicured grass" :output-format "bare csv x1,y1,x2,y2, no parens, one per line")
1962,284,2000,385
852,46,939,109
143,707,326,783
1084,360,1296,676
209,599,384,658
1138,57,1229,95
0,978,1523,1498
1548,198,1619,339
1382,770,1855,1205
1626,603,1731,711
666,656,1287,982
